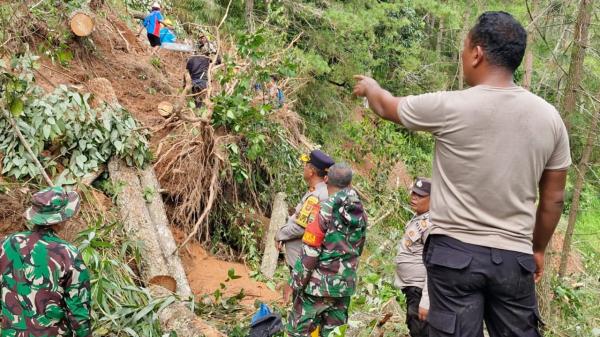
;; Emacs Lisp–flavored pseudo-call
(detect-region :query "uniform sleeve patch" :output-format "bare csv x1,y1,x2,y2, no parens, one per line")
295,196,320,228
302,204,324,247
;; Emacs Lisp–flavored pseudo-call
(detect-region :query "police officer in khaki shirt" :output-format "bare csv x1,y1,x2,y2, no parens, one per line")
276,150,334,302
395,178,432,337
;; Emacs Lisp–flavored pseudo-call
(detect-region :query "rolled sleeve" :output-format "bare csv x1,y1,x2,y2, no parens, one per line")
397,92,448,134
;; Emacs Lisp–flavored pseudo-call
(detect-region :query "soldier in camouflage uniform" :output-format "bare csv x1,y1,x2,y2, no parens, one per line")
287,163,368,337
0,186,91,337
276,150,334,303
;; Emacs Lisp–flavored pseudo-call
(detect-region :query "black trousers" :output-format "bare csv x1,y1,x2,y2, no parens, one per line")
424,235,543,337
402,286,429,337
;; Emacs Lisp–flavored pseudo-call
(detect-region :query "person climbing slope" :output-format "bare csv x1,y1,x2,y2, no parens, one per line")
186,35,222,108
143,2,164,51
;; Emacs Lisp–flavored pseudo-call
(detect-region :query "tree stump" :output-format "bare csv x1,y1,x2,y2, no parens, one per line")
70,11,95,37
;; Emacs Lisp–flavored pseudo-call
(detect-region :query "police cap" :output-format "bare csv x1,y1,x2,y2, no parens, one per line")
301,150,335,171
411,177,431,196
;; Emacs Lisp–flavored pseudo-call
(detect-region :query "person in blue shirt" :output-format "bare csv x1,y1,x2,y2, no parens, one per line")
143,2,164,50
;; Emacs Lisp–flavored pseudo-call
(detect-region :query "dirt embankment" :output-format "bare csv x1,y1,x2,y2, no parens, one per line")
29,9,281,306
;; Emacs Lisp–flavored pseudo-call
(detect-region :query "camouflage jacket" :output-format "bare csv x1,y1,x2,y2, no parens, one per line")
291,188,367,297
0,229,91,337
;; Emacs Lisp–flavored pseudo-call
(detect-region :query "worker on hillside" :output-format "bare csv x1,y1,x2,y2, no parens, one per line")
186,35,221,108
143,2,164,51
0,186,91,337
275,150,334,303
287,163,368,337
354,11,571,337
395,177,432,337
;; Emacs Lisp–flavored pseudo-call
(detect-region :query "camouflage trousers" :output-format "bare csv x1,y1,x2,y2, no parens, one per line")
286,292,350,337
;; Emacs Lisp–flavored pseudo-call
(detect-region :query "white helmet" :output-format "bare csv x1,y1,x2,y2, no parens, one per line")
152,2,161,9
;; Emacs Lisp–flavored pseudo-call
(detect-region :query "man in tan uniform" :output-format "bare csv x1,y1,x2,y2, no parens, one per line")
276,150,334,302
395,178,432,337
354,11,570,337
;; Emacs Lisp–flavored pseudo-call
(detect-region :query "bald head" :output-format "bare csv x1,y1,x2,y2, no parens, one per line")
327,163,353,189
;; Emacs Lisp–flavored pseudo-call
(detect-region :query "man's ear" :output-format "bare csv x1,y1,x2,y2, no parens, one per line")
472,45,484,68
324,176,329,184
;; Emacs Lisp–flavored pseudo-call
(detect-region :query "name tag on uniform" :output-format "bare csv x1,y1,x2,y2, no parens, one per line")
296,196,319,228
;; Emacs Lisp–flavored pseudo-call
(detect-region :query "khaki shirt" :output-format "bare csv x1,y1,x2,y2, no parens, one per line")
395,211,431,309
276,182,329,267
398,86,571,253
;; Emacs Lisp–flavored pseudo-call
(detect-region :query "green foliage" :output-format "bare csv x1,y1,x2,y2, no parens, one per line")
77,219,172,337
0,54,152,183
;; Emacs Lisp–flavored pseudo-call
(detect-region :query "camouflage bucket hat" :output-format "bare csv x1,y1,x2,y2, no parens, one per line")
24,186,81,226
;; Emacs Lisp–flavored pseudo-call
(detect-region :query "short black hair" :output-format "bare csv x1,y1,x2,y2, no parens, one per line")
469,11,527,72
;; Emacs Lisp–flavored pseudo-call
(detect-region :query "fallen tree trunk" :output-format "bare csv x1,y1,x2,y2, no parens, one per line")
140,168,193,297
151,286,226,337
108,159,176,291
131,10,147,21
260,192,287,279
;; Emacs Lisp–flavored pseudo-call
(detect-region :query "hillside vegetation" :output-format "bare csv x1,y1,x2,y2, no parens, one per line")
0,0,598,336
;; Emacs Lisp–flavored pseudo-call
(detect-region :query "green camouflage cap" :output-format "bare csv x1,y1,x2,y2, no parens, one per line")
24,186,81,226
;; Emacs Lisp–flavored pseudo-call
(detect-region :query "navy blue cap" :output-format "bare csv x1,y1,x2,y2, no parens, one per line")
411,177,431,196
303,150,334,171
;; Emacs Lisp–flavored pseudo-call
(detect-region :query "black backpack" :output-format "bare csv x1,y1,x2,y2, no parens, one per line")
247,313,283,337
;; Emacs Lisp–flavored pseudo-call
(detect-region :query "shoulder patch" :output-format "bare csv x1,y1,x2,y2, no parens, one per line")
295,195,320,228
302,203,324,247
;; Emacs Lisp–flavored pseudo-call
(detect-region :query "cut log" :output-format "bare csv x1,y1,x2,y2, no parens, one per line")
260,192,287,279
108,159,176,292
158,101,173,117
139,168,193,297
151,285,227,337
70,12,95,37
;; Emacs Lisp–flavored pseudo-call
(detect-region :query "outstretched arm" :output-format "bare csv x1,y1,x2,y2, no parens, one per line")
532,169,567,282
353,75,405,124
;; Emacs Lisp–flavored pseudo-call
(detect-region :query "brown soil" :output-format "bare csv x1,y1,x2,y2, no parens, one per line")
171,228,280,307
386,160,413,191
35,11,188,149
547,232,584,275
0,189,28,237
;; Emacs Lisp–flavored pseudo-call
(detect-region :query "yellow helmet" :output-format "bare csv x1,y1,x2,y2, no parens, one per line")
163,18,173,26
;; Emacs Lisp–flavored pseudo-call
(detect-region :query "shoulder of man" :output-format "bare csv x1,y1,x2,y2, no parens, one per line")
40,232,82,256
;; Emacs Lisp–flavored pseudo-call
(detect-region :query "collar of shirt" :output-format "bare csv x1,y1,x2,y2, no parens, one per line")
411,211,430,222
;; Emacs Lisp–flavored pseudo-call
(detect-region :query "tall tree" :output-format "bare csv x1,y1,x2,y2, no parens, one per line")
522,0,539,90
559,0,594,132
245,0,255,32
559,92,600,277
458,9,471,89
